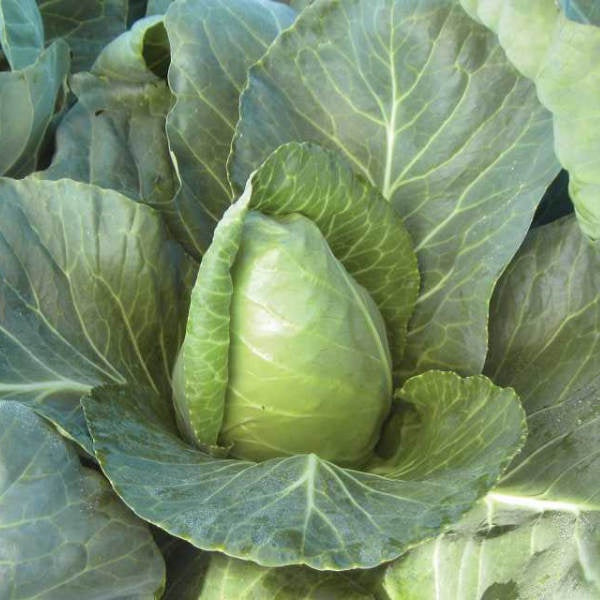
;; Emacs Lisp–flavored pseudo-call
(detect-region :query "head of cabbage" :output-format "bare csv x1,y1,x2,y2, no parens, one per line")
172,143,419,468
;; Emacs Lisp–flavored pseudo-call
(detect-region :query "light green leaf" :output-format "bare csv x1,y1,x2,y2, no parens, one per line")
83,369,524,570
230,0,559,380
158,535,379,600
458,0,600,241
38,0,129,72
380,497,600,600
0,0,44,70
0,401,165,599
174,142,418,449
164,0,295,257
289,0,313,10
485,216,600,507
371,371,526,480
39,17,177,214
0,40,69,177
173,194,248,448
176,551,376,599
0,178,195,451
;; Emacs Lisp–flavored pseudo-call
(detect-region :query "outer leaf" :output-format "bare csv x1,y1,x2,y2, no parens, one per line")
0,401,165,599
0,40,69,177
83,370,524,570
38,0,129,72
40,17,177,215
459,0,600,240
486,216,600,507
380,498,600,599
174,142,419,447
230,0,558,379
0,178,195,451
0,0,44,70
164,0,295,257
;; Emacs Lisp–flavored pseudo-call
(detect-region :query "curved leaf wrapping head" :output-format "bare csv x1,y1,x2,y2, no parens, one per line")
173,142,420,464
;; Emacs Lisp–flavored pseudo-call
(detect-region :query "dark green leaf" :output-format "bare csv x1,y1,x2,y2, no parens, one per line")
39,17,177,218
0,401,165,599
39,0,129,72
0,40,69,177
532,170,572,228
83,370,524,570
0,0,44,70
128,0,148,25
486,216,600,508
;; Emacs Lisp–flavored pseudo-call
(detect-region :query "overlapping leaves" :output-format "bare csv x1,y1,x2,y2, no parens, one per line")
377,215,600,598
82,143,525,570
0,0,69,177
0,178,195,450
459,0,600,241
0,401,165,599
230,0,558,380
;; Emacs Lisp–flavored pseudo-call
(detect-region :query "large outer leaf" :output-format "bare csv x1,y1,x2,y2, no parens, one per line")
83,369,524,570
0,178,195,451
164,0,295,257
459,0,600,241
0,0,44,70
0,40,69,177
38,0,129,72
40,17,177,215
380,498,600,599
0,401,165,599
485,216,600,507
174,143,419,447
230,0,558,379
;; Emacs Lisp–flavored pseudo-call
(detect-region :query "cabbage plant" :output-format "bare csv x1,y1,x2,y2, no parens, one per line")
0,0,599,598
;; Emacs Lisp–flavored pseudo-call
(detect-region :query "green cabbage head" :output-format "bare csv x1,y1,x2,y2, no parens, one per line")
222,211,392,466
172,142,420,467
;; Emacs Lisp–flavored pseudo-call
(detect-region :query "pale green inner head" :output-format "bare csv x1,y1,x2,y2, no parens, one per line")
220,211,393,467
